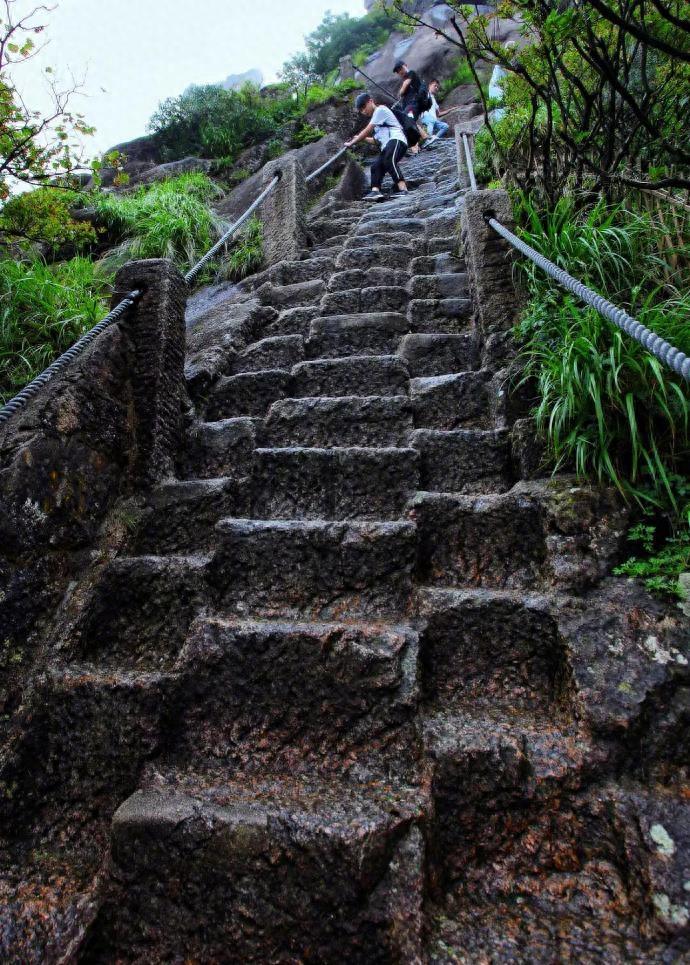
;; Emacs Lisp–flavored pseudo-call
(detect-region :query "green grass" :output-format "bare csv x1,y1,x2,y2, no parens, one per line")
439,57,476,99
90,173,226,274
0,255,112,403
222,216,264,282
515,194,690,512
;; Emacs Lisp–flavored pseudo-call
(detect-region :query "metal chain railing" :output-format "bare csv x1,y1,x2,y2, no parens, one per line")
0,145,351,430
459,132,690,383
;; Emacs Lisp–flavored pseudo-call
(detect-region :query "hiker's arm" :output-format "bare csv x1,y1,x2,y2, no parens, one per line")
344,122,375,147
399,78,411,97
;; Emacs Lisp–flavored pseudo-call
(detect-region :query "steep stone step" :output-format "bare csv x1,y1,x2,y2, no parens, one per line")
410,490,548,588
182,417,256,480
414,588,572,717
292,355,410,399
398,333,479,378
99,779,424,962
308,234,350,256
410,371,492,429
336,244,415,271
209,518,417,619
345,231,414,249
410,253,465,275
265,396,413,448
257,278,325,309
253,446,420,520
231,334,304,374
168,615,420,773
427,235,458,255
423,710,593,888
320,286,409,317
270,257,334,286
308,313,410,359
356,217,426,237
423,212,460,239
410,273,469,300
408,298,472,334
310,216,363,241
206,369,291,419
263,305,320,338
328,268,410,292
132,478,251,555
68,556,208,671
411,428,513,494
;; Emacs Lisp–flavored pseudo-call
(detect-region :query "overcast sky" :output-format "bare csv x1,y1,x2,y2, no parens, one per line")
11,0,365,155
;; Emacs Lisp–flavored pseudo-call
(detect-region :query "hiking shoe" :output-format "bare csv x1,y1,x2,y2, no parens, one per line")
363,190,386,202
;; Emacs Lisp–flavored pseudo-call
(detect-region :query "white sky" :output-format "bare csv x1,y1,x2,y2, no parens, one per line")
10,0,365,156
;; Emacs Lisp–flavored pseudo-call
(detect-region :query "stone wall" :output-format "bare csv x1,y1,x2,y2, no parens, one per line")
0,258,187,727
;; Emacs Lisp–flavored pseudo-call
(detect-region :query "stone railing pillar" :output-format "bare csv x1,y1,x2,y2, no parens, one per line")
462,188,520,340
111,258,187,484
261,154,308,265
339,55,356,82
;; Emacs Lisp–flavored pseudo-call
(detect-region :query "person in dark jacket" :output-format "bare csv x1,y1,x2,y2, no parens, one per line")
393,61,431,150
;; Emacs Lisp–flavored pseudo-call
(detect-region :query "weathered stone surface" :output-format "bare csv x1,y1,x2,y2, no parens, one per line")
411,428,513,493
206,369,292,419
232,334,305,374
308,312,410,358
182,416,256,480
398,332,479,377
410,370,491,429
265,396,414,448
261,153,308,265
254,446,420,520
292,355,410,398
320,285,410,316
210,519,417,619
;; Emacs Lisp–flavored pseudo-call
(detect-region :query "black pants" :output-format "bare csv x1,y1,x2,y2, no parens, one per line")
371,139,408,190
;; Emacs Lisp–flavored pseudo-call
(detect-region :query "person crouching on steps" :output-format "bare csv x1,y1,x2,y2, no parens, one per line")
344,92,409,202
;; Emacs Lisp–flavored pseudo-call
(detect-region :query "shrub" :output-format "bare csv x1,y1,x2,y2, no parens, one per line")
292,123,327,147
515,193,690,514
0,187,97,253
223,217,264,281
439,57,475,98
0,256,111,403
90,173,226,273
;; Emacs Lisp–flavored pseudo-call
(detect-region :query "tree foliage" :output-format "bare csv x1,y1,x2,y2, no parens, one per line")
384,0,690,202
0,1,95,199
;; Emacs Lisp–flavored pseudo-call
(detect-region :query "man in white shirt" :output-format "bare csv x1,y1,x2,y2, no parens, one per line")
420,79,451,140
344,92,409,202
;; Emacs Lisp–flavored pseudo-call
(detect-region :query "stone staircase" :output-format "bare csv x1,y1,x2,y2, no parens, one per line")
1,141,688,963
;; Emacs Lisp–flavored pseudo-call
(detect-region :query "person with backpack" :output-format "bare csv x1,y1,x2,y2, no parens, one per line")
344,92,410,202
393,61,433,150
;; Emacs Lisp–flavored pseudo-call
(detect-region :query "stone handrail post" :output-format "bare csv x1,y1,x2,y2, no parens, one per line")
455,124,477,191
262,155,308,265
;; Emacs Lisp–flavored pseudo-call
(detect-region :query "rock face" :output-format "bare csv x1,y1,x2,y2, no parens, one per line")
0,141,688,963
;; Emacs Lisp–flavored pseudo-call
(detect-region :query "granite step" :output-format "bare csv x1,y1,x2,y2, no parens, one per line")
206,370,292,419
408,298,473,334
308,313,410,359
292,355,410,399
102,777,424,962
257,278,325,310
409,273,469,300
320,286,410,317
327,268,410,293
132,478,251,555
262,305,321,338
410,371,492,429
68,556,208,671
336,244,415,271
232,334,305,374
409,489,548,588
264,396,414,448
411,428,513,494
167,615,420,771
182,417,256,480
398,333,479,378
209,518,417,619
254,446,420,520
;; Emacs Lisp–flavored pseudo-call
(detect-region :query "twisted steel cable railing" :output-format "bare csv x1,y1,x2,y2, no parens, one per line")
459,132,690,383
0,146,350,428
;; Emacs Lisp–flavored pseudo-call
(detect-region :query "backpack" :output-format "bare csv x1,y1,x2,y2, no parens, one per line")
416,83,433,114
391,107,422,147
